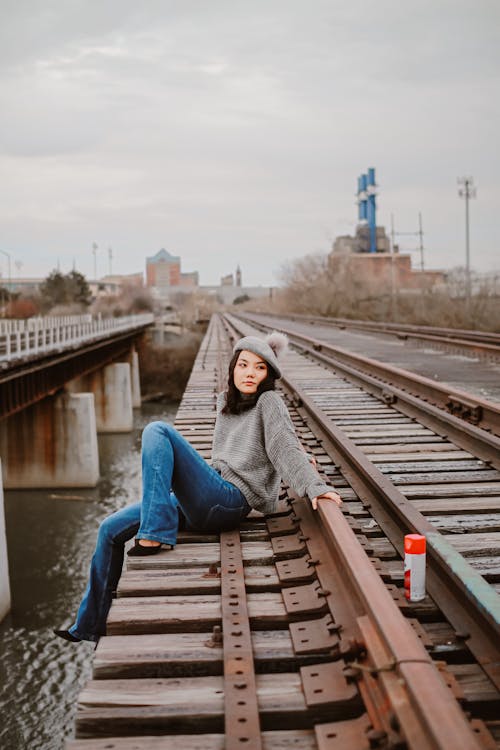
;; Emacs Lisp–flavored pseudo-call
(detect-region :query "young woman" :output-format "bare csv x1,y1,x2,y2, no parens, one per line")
54,332,342,643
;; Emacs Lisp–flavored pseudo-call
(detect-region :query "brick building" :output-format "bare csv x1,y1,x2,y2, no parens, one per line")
329,251,445,290
146,249,199,295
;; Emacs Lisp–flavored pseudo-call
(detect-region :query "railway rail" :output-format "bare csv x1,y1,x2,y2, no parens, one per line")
237,312,500,439
67,312,500,750
259,313,500,360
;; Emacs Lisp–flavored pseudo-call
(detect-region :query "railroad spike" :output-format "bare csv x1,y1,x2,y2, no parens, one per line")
204,625,223,649
203,563,221,578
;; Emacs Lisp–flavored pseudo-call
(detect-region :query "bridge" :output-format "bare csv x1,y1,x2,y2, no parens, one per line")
0,312,154,619
0,312,154,488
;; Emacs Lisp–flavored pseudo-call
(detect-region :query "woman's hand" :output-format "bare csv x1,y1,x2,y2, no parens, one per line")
311,491,342,511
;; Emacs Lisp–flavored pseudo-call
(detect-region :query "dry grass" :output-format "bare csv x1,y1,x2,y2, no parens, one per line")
269,255,500,332
137,330,204,401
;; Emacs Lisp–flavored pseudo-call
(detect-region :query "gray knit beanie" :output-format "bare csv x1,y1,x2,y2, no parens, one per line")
233,331,288,378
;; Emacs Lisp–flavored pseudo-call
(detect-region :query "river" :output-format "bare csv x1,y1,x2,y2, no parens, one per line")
0,401,178,750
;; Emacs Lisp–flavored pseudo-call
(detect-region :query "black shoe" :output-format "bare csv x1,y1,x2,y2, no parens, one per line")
127,540,173,557
53,629,81,643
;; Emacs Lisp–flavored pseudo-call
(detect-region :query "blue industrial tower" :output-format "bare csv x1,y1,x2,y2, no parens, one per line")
357,168,377,253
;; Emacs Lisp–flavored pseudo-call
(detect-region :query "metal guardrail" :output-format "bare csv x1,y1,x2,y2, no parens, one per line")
0,313,154,363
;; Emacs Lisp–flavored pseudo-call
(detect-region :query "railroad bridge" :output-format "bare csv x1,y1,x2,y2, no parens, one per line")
64,312,500,750
0,313,153,489
0,313,153,621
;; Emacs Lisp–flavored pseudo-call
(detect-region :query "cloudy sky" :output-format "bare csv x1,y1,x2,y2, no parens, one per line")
1,0,499,286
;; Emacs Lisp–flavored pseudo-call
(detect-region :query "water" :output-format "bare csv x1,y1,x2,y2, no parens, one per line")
0,402,178,750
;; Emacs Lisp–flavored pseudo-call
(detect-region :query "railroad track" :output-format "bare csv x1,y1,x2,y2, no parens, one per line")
67,313,500,750
258,313,500,360
236,312,500,439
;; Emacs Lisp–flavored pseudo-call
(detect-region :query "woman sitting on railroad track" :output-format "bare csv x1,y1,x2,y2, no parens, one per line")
54,332,342,644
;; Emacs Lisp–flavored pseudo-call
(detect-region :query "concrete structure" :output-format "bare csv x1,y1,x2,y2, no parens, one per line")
93,363,134,432
1,315,148,489
67,363,134,433
129,349,142,409
328,251,445,290
332,225,391,255
0,460,11,622
0,393,99,489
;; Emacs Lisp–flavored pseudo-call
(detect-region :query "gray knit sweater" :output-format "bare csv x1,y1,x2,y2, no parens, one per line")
211,390,334,514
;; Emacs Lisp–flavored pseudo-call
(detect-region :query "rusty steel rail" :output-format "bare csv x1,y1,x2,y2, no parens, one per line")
67,312,498,750
220,313,493,748
234,314,500,439
290,493,483,750
223,313,500,691
284,382,500,692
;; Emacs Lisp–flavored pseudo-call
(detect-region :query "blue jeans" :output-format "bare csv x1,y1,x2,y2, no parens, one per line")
69,421,251,641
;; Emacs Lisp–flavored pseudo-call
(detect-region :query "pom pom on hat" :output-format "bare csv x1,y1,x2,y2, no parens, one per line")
265,331,288,359
233,330,288,378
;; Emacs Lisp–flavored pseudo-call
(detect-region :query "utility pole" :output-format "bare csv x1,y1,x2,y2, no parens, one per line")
92,242,98,281
0,249,12,315
108,247,113,276
457,176,477,309
0,249,12,295
418,212,424,272
390,213,397,320
390,214,425,317
391,216,425,270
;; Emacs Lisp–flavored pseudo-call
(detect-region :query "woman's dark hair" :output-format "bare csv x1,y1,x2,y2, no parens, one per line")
221,350,277,415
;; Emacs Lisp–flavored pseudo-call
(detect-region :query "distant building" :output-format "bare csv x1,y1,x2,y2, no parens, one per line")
146,249,181,289
200,266,273,304
328,251,445,290
179,271,199,288
100,273,144,288
146,248,199,297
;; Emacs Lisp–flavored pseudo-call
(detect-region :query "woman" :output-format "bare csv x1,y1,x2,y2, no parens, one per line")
54,332,341,643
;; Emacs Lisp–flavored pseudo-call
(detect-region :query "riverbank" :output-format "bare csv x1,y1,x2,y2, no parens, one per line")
138,330,204,402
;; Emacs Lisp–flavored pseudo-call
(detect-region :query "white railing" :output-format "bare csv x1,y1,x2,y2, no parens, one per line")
0,313,154,363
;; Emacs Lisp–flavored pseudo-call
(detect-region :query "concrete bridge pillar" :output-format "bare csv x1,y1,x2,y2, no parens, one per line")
129,348,142,408
89,363,134,432
0,393,99,489
67,362,134,433
0,460,11,622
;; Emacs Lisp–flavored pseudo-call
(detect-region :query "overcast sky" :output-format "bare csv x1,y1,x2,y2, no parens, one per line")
1,0,499,286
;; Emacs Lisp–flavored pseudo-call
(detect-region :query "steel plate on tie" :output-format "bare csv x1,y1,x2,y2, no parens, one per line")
275,556,318,585
289,615,341,655
266,515,298,536
282,582,330,618
271,533,307,558
300,661,361,714
315,714,373,750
